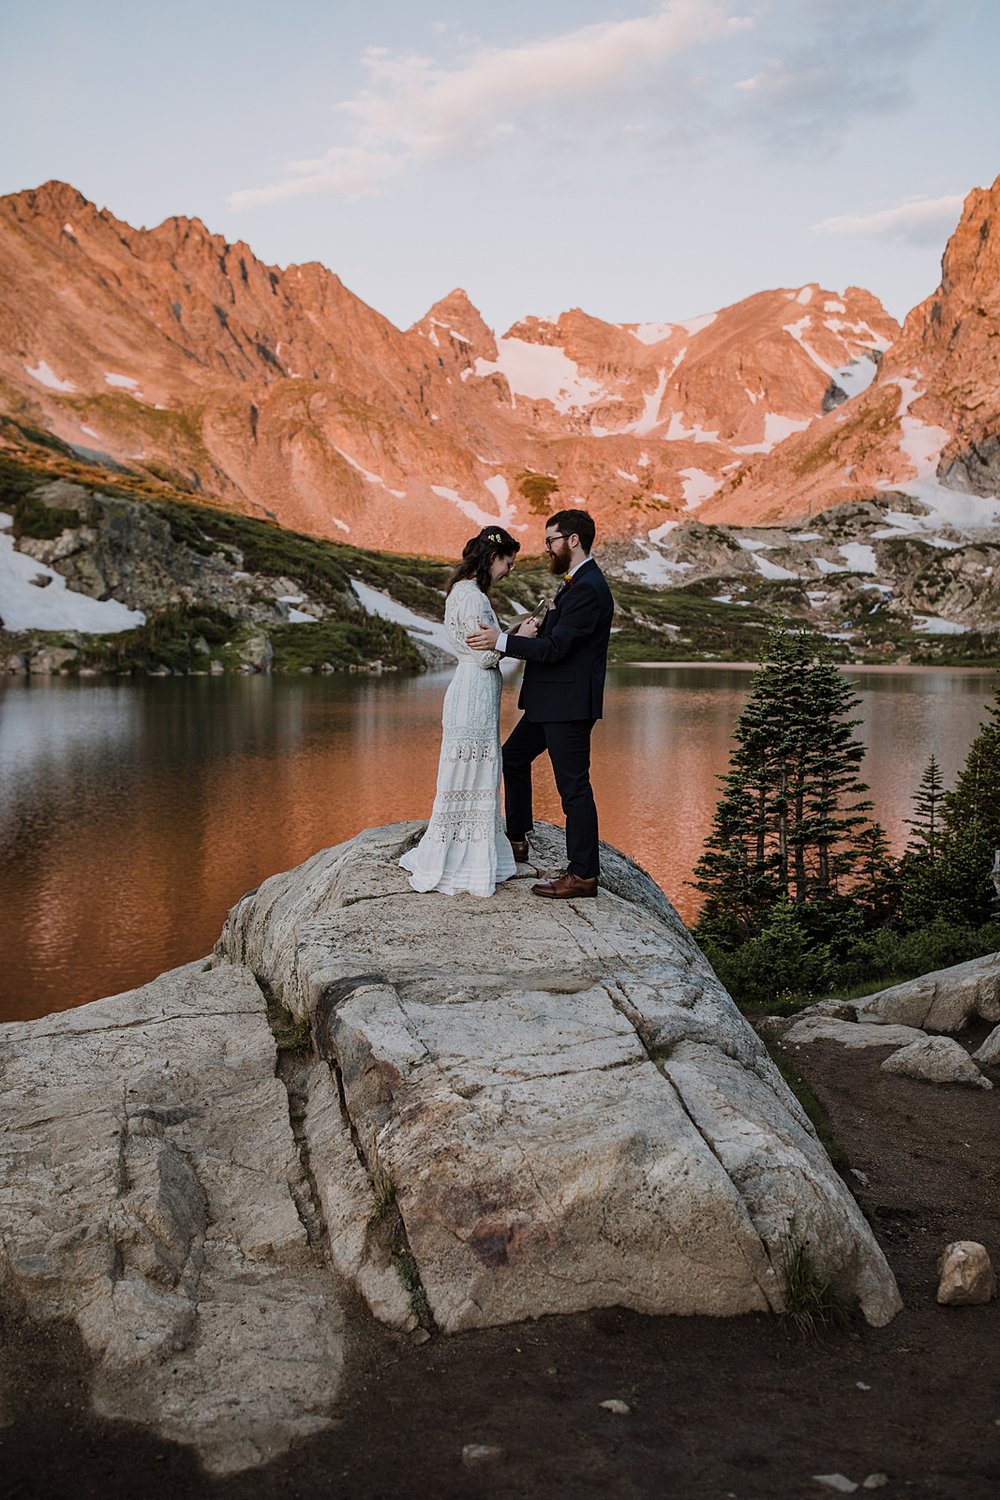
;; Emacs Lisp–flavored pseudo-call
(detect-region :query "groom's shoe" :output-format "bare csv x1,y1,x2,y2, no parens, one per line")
532,872,598,899
509,839,530,863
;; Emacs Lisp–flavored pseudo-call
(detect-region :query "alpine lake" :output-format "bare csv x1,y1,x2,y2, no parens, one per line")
1,662,996,1021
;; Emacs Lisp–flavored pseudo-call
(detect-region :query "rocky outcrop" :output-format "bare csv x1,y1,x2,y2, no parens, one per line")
0,474,425,674
1,824,901,1469
973,1023,1000,1066
852,953,1000,1032
215,821,900,1333
764,955,1000,1091
879,1036,993,1089
0,960,344,1473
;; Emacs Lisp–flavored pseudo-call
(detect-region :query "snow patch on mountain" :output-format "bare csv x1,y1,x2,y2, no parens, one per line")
350,578,458,659
679,468,719,508
482,474,516,526
832,356,879,398
627,367,670,437
628,322,675,346
752,554,800,581
735,412,813,454
334,447,406,498
678,313,716,336
474,339,606,413
25,360,76,392
837,543,878,573
665,411,720,444
624,544,693,585
0,512,146,633
783,317,833,376
912,614,968,635
432,484,520,531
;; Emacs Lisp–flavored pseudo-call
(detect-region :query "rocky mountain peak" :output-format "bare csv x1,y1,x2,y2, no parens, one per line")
1,176,997,558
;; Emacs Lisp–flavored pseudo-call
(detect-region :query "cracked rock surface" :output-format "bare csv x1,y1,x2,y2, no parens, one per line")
2,823,903,1473
0,959,344,1474
218,821,901,1334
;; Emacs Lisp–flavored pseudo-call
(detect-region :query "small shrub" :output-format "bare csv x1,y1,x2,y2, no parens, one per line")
372,1170,397,1219
782,1237,850,1337
516,471,559,515
266,994,313,1055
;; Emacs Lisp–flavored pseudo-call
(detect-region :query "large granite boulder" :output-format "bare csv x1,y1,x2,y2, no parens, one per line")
852,953,1000,1033
0,961,343,1474
217,821,900,1335
0,822,902,1473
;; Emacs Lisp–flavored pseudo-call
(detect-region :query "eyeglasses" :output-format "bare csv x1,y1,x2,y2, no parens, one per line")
544,534,569,551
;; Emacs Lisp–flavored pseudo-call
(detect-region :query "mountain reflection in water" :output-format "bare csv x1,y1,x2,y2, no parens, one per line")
1,665,995,1021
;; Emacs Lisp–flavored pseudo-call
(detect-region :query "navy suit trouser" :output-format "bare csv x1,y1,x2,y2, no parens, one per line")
502,715,599,879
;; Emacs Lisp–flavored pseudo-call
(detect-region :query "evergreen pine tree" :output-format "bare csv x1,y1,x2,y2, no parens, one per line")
937,684,1000,926
693,627,882,945
899,688,1000,930
905,755,945,859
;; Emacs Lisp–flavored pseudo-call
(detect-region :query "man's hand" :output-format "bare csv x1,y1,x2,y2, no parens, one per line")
512,615,539,638
466,624,500,651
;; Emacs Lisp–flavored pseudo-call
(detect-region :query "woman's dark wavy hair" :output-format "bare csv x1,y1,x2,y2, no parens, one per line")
445,526,521,595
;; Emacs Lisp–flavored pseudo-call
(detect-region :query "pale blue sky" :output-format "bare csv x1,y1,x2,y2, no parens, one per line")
2,1,997,332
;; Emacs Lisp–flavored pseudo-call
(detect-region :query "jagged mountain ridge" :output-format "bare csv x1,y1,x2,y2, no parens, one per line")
698,174,1000,533
1,179,908,555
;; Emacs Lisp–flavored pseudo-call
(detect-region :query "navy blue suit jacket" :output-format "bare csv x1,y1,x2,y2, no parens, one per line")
501,558,614,723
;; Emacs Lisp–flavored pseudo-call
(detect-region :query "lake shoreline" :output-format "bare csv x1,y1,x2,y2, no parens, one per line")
2,666,997,1021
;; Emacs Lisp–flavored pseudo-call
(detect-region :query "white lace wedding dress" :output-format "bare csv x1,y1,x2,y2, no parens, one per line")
400,579,517,897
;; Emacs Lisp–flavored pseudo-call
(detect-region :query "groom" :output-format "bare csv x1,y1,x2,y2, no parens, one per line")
466,508,614,898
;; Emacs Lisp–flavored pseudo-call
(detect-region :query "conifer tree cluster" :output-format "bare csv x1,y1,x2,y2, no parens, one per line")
693,628,879,945
693,628,1000,1006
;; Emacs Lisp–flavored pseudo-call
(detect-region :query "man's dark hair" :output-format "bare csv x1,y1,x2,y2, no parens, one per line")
547,508,596,553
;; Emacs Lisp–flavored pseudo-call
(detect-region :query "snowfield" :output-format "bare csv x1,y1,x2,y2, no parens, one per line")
0,513,146,633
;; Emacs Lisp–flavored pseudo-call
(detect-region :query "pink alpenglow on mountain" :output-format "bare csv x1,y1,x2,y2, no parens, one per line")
3,177,997,552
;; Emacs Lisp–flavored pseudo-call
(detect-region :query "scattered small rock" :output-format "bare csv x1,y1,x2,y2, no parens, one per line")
856,1381,871,1390
600,1399,631,1416
862,1477,889,1491
936,1240,995,1305
813,1476,858,1494
462,1444,505,1468
880,1036,992,1089
851,1168,870,1187
410,1327,431,1345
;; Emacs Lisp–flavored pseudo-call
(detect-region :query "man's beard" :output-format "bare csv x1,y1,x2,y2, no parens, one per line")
548,550,570,576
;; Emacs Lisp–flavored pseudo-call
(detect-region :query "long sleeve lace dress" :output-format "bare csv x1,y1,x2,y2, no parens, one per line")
399,579,517,897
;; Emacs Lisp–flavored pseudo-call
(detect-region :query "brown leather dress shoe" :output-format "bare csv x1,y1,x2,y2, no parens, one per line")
509,839,530,862
532,871,598,899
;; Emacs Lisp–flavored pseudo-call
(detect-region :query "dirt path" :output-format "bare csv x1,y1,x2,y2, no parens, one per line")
3,1033,998,1500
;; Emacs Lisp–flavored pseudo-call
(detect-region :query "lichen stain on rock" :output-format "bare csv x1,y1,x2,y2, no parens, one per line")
468,1221,524,1269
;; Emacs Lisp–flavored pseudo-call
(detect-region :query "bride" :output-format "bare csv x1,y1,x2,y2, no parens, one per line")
400,526,538,897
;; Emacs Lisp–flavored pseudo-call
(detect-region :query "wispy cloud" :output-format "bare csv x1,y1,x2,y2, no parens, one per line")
229,0,941,210
229,2,750,208
729,0,935,153
813,193,966,246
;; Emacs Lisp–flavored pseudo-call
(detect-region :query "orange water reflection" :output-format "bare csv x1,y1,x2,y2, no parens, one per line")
1,666,994,1021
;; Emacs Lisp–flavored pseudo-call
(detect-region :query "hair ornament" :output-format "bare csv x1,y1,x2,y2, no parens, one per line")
486,530,503,544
